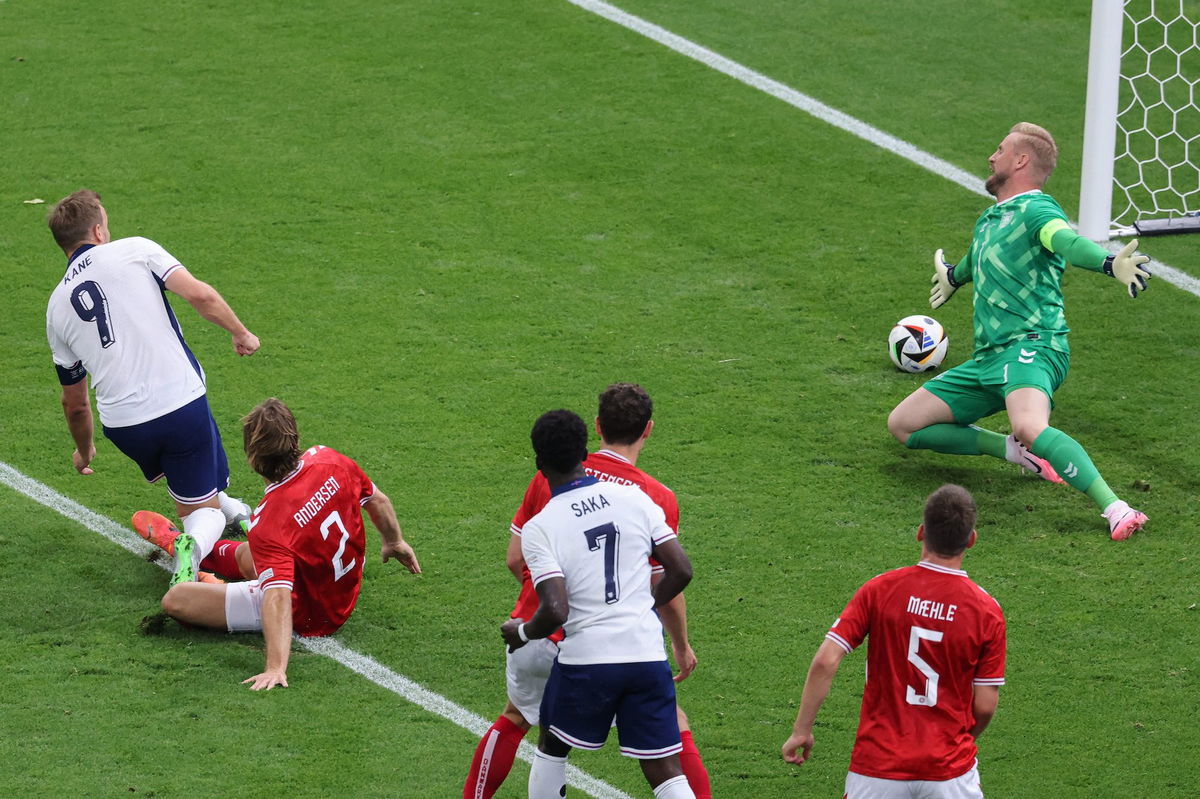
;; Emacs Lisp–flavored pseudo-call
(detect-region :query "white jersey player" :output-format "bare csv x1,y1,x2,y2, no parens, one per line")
501,409,696,799
520,479,676,667
47,235,207,427
45,189,259,586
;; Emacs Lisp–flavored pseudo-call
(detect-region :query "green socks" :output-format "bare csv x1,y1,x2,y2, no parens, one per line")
905,424,1006,458
1030,427,1118,509
905,423,1117,511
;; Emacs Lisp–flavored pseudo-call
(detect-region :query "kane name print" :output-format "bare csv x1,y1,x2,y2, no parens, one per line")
907,595,957,622
293,475,342,527
572,492,611,517
62,255,93,285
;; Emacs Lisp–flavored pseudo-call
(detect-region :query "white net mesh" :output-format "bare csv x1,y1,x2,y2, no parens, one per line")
1113,0,1200,226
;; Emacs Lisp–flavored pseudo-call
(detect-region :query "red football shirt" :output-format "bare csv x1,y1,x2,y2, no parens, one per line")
248,445,377,637
508,449,680,627
826,561,1006,781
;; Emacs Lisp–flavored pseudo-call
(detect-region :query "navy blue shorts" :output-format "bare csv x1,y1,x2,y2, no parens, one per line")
541,659,681,759
102,394,230,504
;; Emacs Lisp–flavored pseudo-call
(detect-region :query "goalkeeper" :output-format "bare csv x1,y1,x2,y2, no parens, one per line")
887,122,1151,541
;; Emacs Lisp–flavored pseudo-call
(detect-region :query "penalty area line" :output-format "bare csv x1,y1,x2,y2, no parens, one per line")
564,0,1200,300
0,460,634,799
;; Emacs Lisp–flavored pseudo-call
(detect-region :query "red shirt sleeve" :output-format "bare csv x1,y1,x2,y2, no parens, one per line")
251,519,296,592
826,580,873,653
510,472,551,535
973,605,1007,685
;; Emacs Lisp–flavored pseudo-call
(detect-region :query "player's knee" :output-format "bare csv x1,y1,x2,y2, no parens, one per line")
501,705,532,732
675,706,690,729
1012,421,1048,448
235,543,257,580
161,586,185,619
886,408,914,445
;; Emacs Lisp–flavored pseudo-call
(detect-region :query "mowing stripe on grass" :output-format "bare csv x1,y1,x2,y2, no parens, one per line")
0,460,634,799
564,0,1199,299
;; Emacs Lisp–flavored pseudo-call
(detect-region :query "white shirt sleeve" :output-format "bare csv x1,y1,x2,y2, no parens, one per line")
46,312,80,370
135,237,185,282
521,520,563,587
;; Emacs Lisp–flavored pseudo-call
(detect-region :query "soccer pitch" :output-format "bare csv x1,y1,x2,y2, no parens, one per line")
2,1,1197,796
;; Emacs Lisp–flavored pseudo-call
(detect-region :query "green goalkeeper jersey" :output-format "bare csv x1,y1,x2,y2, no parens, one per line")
956,190,1074,358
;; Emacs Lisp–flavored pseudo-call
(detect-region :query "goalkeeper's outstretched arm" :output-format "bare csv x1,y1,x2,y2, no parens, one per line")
1040,220,1152,298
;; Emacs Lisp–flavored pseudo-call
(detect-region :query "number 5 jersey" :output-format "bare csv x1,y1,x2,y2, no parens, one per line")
826,561,1006,782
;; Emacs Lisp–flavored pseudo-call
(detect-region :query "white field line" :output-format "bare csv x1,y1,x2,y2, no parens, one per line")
0,461,633,799
565,0,1199,300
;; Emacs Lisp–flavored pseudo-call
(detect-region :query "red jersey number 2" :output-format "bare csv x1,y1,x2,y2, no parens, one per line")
319,510,357,581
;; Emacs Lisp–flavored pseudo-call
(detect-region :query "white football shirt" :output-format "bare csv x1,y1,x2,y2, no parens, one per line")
46,236,207,427
521,478,677,666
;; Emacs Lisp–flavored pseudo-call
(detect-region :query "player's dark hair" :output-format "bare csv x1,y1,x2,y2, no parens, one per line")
596,382,652,445
243,398,301,483
923,484,977,556
48,189,104,251
531,409,588,475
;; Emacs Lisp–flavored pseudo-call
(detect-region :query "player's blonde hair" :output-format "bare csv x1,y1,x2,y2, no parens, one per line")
1010,122,1058,182
48,188,104,251
243,398,301,483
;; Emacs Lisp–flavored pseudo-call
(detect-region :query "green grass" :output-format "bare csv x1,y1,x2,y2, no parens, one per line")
2,0,1198,796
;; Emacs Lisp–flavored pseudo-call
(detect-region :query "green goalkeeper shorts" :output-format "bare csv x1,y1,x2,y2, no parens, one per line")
922,341,1069,425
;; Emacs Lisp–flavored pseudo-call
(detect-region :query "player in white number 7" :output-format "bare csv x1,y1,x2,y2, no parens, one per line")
782,485,1006,799
133,398,421,689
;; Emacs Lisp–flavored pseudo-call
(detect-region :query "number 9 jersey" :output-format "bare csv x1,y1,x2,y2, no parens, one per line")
826,561,1006,782
248,445,377,637
46,237,207,427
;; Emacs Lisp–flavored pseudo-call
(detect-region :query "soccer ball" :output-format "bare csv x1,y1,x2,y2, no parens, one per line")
888,315,948,373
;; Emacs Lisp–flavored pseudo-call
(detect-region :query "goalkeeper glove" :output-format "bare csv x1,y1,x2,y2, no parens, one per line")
930,249,961,309
1103,239,1152,298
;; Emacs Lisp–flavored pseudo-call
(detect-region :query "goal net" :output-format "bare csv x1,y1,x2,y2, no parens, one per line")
1079,0,1200,239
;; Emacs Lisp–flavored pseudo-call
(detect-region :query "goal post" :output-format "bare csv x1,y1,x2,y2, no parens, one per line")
1079,0,1200,241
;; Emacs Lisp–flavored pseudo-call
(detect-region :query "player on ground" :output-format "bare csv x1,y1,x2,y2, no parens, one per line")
782,484,1005,798
133,398,421,689
464,384,712,799
501,409,696,799
887,123,1152,540
46,189,260,583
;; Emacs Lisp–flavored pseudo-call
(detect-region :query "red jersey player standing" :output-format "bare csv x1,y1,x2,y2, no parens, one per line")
134,397,421,689
782,484,1005,799
464,383,712,799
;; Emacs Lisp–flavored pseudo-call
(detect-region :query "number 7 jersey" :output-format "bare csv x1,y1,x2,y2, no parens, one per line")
248,446,377,637
827,562,1006,782
520,477,678,666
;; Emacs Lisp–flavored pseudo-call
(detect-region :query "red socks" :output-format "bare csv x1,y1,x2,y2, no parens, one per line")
680,730,712,799
463,715,527,799
199,539,244,579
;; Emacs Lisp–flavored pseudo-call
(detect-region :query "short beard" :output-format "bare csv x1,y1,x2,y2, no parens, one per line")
985,170,1007,198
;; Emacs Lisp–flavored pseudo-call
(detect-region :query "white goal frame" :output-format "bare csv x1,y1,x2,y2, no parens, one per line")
1079,0,1200,240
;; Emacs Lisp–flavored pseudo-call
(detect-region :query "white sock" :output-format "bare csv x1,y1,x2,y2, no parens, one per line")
217,491,251,524
528,750,567,799
653,775,696,799
182,506,226,563
1003,434,1025,464
1102,499,1129,519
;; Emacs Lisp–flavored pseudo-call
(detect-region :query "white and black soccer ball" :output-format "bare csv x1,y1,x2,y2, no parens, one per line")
888,315,949,373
